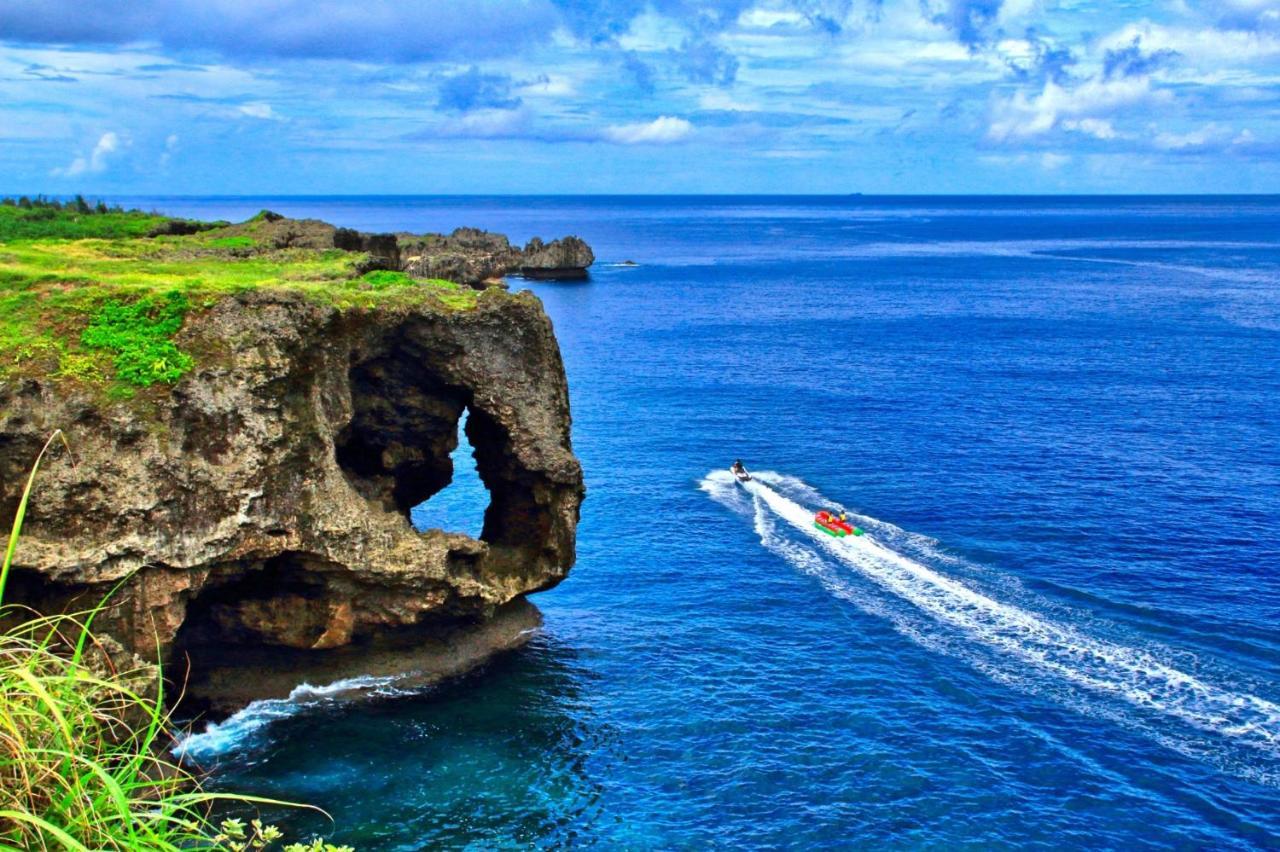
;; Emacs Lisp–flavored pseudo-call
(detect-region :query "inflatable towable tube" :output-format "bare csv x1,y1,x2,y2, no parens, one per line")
814,510,864,537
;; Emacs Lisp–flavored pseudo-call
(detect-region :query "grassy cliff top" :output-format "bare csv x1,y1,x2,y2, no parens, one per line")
0,199,478,393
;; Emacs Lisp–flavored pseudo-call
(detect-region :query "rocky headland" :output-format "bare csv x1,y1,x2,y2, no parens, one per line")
210,210,595,286
0,205,587,714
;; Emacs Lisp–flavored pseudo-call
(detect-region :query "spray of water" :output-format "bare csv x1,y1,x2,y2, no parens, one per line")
174,674,406,762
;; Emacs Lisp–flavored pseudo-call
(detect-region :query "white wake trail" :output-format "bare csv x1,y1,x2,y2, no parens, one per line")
702,469,1280,780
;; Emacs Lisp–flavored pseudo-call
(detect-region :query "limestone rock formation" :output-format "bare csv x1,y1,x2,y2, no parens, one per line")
205,215,594,286
0,288,584,702
398,227,523,285
520,236,596,280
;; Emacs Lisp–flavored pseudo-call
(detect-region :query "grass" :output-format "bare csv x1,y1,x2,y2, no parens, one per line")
0,432,353,850
0,201,171,242
0,199,479,388
206,237,257,251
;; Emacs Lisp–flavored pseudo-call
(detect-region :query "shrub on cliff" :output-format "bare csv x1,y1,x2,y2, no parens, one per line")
80,291,195,386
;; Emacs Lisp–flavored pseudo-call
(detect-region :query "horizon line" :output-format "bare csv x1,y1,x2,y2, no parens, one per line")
7,192,1280,200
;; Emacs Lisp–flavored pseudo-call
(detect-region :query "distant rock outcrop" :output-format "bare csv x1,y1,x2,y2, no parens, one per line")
520,236,595,280
397,227,523,285
204,214,594,286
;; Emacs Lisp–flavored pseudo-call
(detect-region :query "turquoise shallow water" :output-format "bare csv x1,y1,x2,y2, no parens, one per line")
139,196,1280,849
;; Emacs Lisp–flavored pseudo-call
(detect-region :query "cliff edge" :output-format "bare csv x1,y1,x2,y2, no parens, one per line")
0,204,585,710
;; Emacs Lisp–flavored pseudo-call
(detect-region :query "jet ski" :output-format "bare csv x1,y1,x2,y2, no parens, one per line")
815,510,863,537
730,460,752,482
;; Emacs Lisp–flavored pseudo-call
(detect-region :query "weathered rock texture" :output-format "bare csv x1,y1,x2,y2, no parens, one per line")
0,288,584,699
520,236,595,280
210,214,594,285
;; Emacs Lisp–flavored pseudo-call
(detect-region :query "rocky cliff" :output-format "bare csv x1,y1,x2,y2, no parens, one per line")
0,272,584,709
208,212,594,285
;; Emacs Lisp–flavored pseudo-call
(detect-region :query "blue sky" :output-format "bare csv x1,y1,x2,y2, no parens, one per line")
3,0,1280,193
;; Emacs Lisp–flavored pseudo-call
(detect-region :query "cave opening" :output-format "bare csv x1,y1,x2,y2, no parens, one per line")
410,408,490,539
332,342,551,562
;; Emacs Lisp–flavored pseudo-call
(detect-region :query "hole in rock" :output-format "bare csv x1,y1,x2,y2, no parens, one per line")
411,409,489,539
333,348,547,554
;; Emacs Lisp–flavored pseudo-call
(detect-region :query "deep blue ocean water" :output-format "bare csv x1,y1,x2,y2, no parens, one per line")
135,196,1280,849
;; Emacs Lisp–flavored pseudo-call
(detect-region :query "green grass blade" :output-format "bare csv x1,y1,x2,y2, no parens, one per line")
0,809,91,851
0,430,71,608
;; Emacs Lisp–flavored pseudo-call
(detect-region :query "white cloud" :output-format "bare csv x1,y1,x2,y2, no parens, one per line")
1062,117,1119,139
737,8,807,29
616,9,687,52
516,74,576,97
997,0,1044,25
603,115,692,144
988,76,1161,141
438,107,530,138
1152,122,1254,151
1098,21,1280,65
52,131,122,176
237,102,274,119
159,132,179,167
1040,152,1070,170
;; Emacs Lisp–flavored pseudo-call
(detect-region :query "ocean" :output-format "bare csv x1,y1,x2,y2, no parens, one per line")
132,196,1279,849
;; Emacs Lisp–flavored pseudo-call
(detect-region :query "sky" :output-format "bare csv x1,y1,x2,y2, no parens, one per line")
2,0,1280,194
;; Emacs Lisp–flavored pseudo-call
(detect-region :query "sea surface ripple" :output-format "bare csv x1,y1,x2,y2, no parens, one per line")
134,195,1280,850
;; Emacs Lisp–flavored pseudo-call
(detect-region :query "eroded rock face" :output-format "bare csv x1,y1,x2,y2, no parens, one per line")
0,288,583,697
520,236,596,280
204,216,595,286
398,228,523,286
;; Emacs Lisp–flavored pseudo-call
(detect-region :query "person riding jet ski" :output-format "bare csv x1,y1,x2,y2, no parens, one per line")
731,460,751,482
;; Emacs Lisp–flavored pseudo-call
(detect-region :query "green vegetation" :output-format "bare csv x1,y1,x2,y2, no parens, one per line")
81,291,194,386
359,269,414,289
0,432,354,850
207,236,257,250
0,196,171,242
0,197,478,389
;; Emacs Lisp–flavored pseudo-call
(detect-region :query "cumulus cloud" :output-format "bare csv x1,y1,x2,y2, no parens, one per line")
1153,123,1255,152
1097,21,1280,65
237,102,275,119
159,133,179,168
433,108,540,140
988,75,1159,140
602,115,693,143
436,66,521,112
1061,117,1118,140
1001,33,1076,83
1102,36,1180,79
420,111,695,145
52,131,122,176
